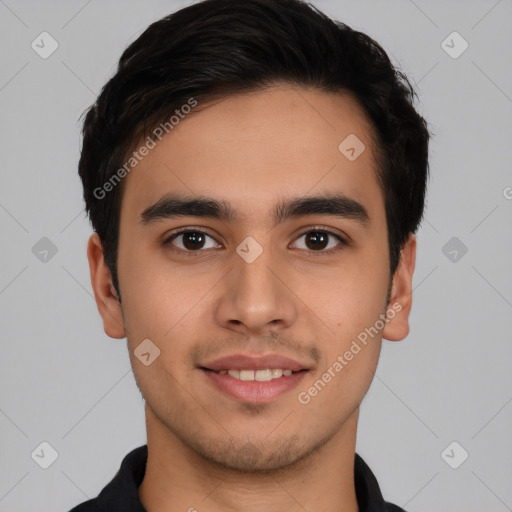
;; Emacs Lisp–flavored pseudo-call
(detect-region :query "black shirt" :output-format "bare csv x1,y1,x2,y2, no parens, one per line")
68,445,406,512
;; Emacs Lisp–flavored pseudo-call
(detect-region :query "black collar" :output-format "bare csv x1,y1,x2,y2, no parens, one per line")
68,445,406,512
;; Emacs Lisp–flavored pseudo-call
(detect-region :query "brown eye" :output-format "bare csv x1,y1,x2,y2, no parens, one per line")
167,231,219,251
293,229,345,253
182,232,206,250
304,231,329,250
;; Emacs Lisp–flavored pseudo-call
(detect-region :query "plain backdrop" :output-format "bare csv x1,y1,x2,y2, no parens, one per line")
0,1,511,511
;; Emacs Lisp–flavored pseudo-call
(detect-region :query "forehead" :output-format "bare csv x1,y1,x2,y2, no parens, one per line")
119,85,384,226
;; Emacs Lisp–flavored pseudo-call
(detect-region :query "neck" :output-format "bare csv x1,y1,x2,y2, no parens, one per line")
138,404,360,512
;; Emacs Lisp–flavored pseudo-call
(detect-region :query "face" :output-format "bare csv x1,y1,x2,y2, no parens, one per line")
89,85,415,472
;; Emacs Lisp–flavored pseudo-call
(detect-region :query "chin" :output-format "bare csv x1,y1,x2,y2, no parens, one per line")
187,432,322,474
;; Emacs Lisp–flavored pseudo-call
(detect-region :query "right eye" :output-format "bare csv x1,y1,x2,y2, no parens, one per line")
164,230,221,252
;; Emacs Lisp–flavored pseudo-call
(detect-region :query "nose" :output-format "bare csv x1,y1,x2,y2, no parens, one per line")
214,246,298,336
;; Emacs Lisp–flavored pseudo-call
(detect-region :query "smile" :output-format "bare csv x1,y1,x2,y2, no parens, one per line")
200,367,308,403
213,368,294,381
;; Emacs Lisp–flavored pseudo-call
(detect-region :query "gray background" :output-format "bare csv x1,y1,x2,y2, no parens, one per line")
0,0,511,510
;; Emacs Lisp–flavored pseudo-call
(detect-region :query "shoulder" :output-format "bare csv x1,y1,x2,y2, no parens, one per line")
66,445,148,512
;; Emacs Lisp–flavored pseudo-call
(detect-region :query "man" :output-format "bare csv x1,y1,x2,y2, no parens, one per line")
70,0,429,510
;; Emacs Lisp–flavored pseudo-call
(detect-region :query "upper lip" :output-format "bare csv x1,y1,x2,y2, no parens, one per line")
201,354,309,372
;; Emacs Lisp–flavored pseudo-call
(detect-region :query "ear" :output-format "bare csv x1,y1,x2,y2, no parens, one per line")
86,233,126,339
382,233,417,342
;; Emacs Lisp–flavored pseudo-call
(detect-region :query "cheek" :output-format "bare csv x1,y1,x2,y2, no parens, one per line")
118,242,182,317
299,252,389,335
297,337,380,415
308,246,389,379
296,269,385,411
118,248,221,368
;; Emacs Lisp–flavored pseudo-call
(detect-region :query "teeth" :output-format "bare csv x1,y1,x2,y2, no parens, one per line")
255,369,272,381
221,369,294,381
240,370,255,381
228,369,240,379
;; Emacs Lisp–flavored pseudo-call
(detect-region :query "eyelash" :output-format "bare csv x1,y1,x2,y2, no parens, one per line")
162,226,349,256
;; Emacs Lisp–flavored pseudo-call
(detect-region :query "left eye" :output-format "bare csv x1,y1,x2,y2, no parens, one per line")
292,230,344,252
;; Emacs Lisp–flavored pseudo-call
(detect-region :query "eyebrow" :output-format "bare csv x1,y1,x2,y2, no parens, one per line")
139,193,370,228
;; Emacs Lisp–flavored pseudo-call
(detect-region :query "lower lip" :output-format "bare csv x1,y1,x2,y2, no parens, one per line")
201,369,308,403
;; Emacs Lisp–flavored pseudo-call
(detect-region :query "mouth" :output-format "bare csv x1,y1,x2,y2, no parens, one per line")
201,367,306,381
199,354,310,403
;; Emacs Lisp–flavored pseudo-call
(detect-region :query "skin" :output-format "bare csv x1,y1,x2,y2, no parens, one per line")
87,84,416,512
